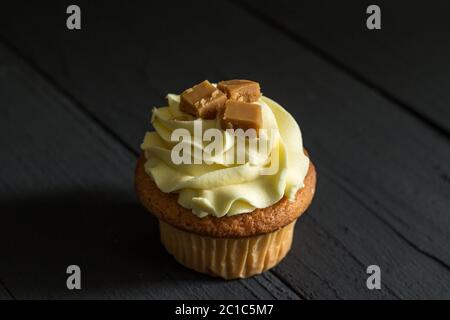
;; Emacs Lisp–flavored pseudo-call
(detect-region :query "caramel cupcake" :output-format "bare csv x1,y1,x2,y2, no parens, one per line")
135,80,316,279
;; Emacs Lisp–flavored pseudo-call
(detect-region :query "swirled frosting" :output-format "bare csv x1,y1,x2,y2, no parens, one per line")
140,93,309,218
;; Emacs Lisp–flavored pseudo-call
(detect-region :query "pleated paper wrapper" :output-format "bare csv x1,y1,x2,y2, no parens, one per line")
159,219,296,279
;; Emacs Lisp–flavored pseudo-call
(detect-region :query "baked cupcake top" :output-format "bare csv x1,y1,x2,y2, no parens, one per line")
140,80,309,218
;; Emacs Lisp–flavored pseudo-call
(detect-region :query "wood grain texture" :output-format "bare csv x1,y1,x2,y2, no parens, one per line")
0,43,298,300
237,0,450,135
0,281,13,300
0,0,449,298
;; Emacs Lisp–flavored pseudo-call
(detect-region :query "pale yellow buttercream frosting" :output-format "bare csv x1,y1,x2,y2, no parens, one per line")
140,94,309,218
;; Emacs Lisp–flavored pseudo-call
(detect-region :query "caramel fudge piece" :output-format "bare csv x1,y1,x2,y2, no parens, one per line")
179,80,227,119
217,80,261,103
221,100,262,133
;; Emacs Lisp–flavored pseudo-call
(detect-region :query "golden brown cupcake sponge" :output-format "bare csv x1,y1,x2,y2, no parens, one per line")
135,153,316,239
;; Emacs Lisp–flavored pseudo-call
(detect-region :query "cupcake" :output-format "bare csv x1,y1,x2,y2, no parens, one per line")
135,79,316,279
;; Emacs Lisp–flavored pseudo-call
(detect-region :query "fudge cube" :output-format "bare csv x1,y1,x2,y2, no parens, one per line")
221,100,262,133
179,80,227,119
217,79,261,103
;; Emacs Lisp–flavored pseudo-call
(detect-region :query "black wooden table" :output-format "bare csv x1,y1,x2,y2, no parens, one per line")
0,1,449,299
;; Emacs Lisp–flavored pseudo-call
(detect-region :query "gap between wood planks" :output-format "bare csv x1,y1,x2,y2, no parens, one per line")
323,168,450,272
229,0,450,141
0,278,15,300
0,28,447,298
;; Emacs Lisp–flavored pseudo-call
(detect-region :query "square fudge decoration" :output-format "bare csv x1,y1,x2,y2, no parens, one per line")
179,80,227,119
217,80,261,103
221,100,262,133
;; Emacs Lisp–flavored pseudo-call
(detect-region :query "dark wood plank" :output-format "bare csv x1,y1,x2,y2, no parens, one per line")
0,281,13,300
0,43,298,300
237,0,450,135
285,174,450,299
0,1,449,298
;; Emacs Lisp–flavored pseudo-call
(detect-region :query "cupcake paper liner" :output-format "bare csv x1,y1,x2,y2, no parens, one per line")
159,219,296,279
